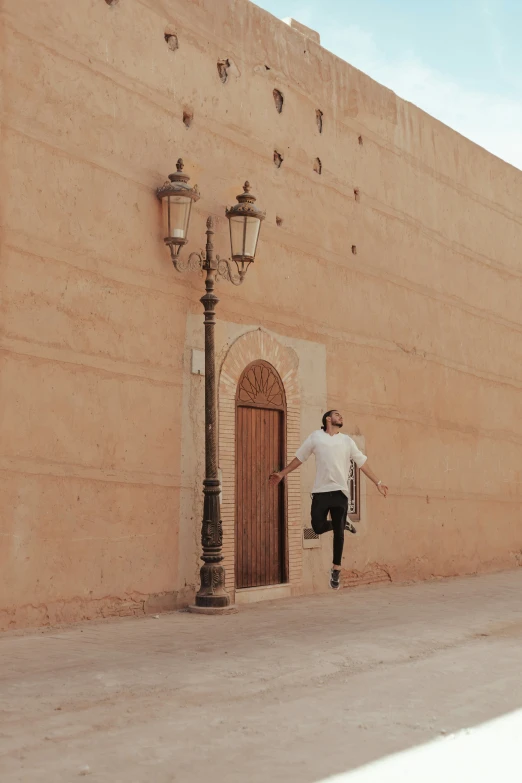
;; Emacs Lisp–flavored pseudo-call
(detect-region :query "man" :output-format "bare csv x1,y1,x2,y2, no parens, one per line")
269,410,388,590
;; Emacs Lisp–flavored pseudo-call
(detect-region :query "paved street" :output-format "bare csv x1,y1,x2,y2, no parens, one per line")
1,571,522,783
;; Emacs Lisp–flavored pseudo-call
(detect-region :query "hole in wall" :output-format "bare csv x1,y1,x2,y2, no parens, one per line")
265,64,271,70
358,135,363,145
217,58,230,83
354,188,360,201
351,245,357,255
164,27,179,51
274,150,283,168
313,157,322,175
276,216,283,227
183,109,193,128
273,89,284,113
316,109,323,133
105,0,118,5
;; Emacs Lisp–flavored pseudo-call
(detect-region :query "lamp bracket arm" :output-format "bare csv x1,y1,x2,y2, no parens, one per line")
216,255,248,286
169,246,205,274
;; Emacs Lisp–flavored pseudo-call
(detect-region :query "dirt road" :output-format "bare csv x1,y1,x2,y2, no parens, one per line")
2,570,522,782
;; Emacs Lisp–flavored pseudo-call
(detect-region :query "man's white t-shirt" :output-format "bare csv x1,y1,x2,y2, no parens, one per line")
295,430,367,498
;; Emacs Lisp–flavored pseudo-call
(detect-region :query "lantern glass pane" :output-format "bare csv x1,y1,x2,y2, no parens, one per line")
163,195,192,239
229,215,261,260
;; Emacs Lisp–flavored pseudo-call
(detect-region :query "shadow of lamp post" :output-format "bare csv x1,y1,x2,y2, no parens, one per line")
157,159,265,613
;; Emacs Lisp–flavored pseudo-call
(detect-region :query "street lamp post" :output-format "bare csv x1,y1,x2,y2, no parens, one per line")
157,160,265,613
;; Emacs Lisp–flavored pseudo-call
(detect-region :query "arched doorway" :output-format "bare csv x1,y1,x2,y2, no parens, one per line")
235,360,287,589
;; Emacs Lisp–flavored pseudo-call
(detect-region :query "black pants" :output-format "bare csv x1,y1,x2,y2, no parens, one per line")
311,490,348,567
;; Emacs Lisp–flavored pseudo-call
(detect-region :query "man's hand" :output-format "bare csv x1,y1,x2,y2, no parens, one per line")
377,482,388,498
268,458,302,487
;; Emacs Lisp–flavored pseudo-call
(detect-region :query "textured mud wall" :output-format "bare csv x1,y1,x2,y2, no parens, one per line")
1,0,521,628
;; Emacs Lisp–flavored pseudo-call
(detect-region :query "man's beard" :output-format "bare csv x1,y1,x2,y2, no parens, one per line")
334,422,343,429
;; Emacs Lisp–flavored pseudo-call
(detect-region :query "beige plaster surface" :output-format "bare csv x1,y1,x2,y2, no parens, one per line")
1,0,521,628
1,571,522,782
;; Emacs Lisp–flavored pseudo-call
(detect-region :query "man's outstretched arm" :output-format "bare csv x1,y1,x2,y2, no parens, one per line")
268,457,302,486
360,463,388,497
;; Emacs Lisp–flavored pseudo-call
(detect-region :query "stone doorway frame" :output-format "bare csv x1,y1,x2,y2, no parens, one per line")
218,329,302,600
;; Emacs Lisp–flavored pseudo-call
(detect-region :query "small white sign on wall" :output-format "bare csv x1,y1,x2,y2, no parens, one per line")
191,349,205,375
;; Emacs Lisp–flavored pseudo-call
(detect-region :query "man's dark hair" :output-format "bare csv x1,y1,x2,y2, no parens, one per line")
321,410,336,431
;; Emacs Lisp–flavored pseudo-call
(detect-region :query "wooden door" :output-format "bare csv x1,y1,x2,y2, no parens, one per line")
236,361,286,589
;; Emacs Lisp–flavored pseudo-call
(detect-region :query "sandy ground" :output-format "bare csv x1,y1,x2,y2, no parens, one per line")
1,570,522,783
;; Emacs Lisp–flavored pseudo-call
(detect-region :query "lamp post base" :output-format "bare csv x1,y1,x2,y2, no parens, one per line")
187,604,239,615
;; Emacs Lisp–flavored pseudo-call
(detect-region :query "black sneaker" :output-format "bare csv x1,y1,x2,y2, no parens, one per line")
345,520,357,534
330,569,341,590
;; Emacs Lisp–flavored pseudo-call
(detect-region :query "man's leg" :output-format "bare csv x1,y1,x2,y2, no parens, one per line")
310,492,333,535
329,496,348,590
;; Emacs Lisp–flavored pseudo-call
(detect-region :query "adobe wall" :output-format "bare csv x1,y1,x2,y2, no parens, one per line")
1,0,521,628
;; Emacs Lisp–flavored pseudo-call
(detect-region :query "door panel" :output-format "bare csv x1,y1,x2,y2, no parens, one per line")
236,406,284,588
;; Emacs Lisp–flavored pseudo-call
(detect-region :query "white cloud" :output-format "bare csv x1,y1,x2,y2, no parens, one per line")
286,4,315,27
322,23,522,171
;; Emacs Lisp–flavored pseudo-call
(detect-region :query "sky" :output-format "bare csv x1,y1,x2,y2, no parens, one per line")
251,0,522,170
